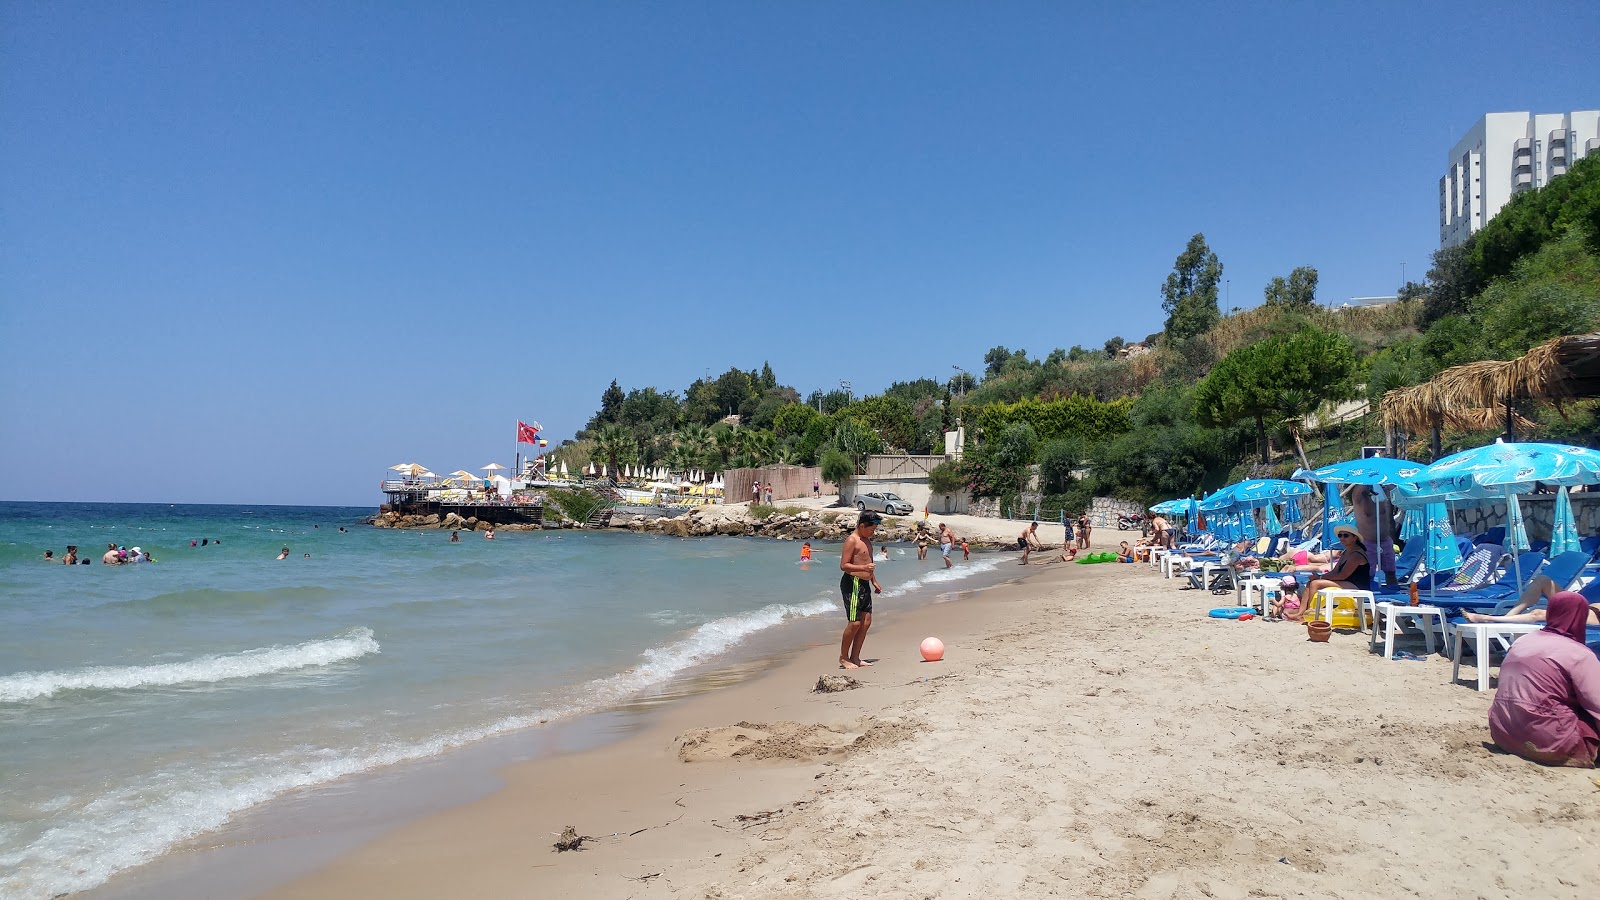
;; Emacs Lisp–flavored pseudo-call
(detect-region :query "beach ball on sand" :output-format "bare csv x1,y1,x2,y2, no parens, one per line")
920,637,945,662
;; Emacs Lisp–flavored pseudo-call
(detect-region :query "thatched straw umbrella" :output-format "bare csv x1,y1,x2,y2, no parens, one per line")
1381,333,1599,458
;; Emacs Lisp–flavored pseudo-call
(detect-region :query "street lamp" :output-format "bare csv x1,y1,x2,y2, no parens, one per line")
840,379,852,405
950,364,968,399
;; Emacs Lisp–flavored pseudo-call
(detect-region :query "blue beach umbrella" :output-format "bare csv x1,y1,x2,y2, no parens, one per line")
1505,493,1530,553
1418,501,1462,579
1263,503,1282,536
1240,511,1258,541
1293,457,1425,487
1284,497,1304,524
1551,487,1581,557
1400,506,1424,541
1322,485,1346,550
1395,442,1600,590
1187,497,1201,532
1394,442,1600,506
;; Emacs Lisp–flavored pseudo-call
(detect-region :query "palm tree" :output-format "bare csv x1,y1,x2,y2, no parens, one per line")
1277,388,1320,474
710,423,739,466
743,430,776,466
674,423,713,468
593,423,636,479
664,444,696,476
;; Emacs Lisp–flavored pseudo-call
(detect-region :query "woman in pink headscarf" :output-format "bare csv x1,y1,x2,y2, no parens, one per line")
1488,591,1600,767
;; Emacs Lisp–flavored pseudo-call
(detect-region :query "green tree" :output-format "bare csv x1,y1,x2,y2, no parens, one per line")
990,423,1040,471
1037,437,1085,493
1192,326,1356,462
1103,336,1125,358
1263,266,1319,310
1421,243,1480,325
927,460,964,495
772,402,823,439
983,345,1014,377
592,423,638,477
1161,233,1223,342
843,395,917,451
820,449,854,488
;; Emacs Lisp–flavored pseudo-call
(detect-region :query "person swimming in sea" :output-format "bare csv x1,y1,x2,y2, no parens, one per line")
277,547,290,560
800,541,812,560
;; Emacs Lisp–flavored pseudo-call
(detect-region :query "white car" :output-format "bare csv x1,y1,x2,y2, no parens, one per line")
856,492,913,516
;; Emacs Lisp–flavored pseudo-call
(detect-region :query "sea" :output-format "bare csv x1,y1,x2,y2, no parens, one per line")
0,501,1007,899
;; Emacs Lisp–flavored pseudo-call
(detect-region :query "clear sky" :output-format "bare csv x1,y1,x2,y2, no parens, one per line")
2,2,1597,506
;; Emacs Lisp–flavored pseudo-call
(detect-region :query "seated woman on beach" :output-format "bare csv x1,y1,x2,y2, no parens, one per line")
1489,591,1600,767
1299,525,1369,603
1465,576,1600,626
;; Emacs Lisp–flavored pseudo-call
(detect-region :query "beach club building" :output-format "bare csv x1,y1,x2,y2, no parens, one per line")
1439,109,1600,249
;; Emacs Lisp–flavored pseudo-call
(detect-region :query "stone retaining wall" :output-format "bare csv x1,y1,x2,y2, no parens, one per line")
1446,492,1600,540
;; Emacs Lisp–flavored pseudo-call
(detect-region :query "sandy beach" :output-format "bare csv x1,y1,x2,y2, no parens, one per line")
241,556,1600,900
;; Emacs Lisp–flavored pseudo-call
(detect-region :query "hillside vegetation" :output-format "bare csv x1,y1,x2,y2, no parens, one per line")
553,153,1600,514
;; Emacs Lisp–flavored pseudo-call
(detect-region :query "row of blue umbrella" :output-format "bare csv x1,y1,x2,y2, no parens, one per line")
1149,442,1600,590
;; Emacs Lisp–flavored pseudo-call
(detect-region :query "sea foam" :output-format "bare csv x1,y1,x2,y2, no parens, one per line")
0,628,379,702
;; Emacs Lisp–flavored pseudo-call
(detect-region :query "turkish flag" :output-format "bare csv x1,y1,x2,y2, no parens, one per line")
517,421,540,444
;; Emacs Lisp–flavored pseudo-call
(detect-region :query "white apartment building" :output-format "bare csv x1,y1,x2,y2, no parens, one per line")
1439,110,1600,248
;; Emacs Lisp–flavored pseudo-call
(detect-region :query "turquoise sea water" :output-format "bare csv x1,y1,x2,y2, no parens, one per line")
0,502,1004,899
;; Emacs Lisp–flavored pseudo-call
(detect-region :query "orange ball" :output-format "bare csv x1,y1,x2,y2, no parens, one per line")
920,637,945,661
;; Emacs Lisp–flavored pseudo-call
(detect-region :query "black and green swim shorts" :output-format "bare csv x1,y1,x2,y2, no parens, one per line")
839,573,872,622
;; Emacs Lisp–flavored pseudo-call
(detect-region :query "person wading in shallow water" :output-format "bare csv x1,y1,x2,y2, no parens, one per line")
838,512,884,669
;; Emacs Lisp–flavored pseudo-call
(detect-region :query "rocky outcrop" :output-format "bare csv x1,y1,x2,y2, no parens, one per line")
370,503,1016,547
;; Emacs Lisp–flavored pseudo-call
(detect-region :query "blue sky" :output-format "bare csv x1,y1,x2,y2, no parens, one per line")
3,2,1597,505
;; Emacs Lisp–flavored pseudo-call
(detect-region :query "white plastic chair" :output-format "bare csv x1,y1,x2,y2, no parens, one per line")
1373,601,1445,659
1448,622,1542,691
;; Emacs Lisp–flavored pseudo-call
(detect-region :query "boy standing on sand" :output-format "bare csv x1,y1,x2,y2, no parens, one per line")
839,511,883,669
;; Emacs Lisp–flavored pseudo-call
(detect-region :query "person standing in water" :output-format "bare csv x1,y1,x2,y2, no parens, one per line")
839,511,883,669
1016,522,1040,564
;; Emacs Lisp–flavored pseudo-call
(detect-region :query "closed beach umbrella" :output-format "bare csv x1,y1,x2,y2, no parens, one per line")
560,460,569,476
1551,487,1581,556
1322,485,1346,551
1418,502,1462,578
1284,497,1303,524
1505,492,1530,553
1263,503,1282,536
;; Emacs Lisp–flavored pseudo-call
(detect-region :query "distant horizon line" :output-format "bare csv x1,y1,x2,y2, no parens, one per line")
0,499,380,509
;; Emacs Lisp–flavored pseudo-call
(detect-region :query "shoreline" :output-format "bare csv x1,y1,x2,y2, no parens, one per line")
262,560,1600,899
85,547,1032,899
260,561,1054,899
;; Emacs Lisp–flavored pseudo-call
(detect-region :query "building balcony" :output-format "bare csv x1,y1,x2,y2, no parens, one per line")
1549,129,1568,145
1514,171,1533,187
1514,159,1532,172
1514,137,1532,152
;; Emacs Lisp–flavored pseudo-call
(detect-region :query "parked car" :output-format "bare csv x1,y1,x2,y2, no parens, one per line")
856,492,914,516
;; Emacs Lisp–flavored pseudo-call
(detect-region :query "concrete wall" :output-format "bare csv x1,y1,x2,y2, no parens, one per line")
839,476,969,515
1446,492,1600,541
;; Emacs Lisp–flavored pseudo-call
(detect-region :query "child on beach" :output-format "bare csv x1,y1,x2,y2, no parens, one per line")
1270,575,1303,621
961,540,969,560
801,542,812,561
